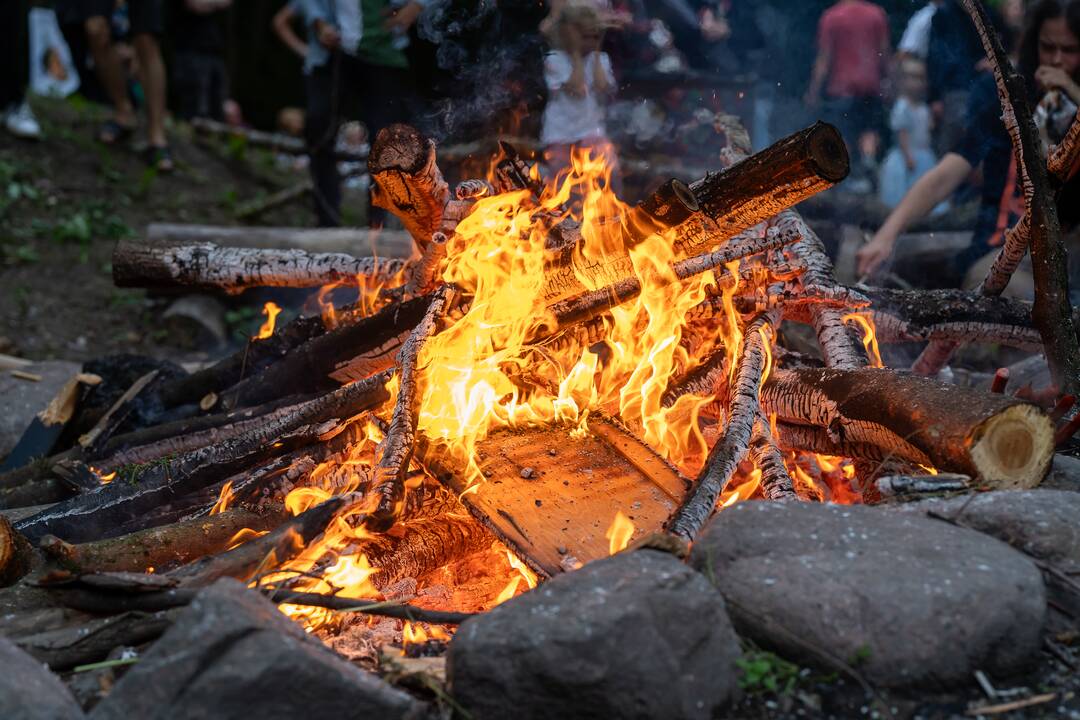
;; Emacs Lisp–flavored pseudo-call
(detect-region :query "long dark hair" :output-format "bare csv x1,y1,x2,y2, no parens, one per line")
1018,0,1080,90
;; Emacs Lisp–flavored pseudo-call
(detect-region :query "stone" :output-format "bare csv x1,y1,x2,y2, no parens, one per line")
902,489,1080,621
90,579,425,720
1045,453,1080,492
901,490,1080,572
689,501,1045,688
0,360,81,458
448,549,741,720
0,635,84,720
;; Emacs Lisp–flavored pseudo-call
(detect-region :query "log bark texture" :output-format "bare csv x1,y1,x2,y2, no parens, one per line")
113,238,405,293
668,312,777,540
16,371,392,544
14,609,178,671
363,514,493,590
38,506,290,574
370,285,454,528
761,367,1054,488
369,124,450,251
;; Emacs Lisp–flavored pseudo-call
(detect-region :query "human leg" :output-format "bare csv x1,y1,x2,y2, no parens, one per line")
305,61,344,227
82,7,136,137
129,0,167,149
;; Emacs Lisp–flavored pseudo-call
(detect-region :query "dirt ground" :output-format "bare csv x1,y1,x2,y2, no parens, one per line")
0,96,341,365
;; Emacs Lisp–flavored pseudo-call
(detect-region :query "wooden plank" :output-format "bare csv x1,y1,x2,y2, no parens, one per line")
423,416,689,578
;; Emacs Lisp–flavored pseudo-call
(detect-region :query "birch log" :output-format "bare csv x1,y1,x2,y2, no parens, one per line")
113,238,405,293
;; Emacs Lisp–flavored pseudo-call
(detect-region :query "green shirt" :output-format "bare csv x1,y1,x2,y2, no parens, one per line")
358,0,408,69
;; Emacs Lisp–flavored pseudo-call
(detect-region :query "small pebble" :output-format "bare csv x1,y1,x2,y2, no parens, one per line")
535,499,542,507
520,467,536,479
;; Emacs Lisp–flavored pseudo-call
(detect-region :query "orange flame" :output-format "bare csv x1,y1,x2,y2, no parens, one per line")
254,302,282,340
604,510,635,555
210,480,235,516
98,470,116,485
842,312,883,368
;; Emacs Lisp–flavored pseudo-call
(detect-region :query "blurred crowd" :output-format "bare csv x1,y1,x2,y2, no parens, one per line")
2,0,1080,298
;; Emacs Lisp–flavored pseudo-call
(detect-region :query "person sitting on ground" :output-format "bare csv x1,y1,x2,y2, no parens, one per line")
53,0,173,171
857,0,1080,297
541,1,620,189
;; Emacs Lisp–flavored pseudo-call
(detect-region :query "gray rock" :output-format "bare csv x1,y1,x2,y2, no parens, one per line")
0,635,84,720
900,490,1080,572
689,501,1045,688
902,489,1080,621
90,579,425,720
1045,453,1080,492
0,360,81,458
448,549,741,720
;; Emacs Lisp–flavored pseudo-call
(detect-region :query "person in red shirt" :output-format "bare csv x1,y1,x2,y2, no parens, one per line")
804,0,891,162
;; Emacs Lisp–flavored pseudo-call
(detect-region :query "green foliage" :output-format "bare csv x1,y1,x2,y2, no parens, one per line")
225,305,260,342
0,159,41,218
39,201,135,263
1,243,39,265
736,649,802,696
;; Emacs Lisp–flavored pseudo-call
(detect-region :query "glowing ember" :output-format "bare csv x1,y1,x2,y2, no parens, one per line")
254,301,282,340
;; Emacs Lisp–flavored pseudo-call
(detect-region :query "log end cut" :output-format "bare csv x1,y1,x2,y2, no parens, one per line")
968,403,1054,489
807,122,850,183
369,124,430,175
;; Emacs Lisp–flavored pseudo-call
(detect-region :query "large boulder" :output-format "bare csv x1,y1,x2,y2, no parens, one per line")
689,501,1045,688
902,489,1080,619
448,548,741,720
0,635,84,720
90,579,425,720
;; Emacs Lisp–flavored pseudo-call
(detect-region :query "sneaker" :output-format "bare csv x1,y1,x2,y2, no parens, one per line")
4,102,42,140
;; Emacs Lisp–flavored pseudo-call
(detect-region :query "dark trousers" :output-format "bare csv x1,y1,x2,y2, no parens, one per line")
0,0,30,109
305,52,415,227
173,51,228,121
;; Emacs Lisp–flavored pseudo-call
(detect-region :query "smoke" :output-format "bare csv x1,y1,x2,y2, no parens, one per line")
417,0,546,141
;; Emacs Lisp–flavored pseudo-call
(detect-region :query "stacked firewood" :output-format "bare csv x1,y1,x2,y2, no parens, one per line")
0,0,1077,671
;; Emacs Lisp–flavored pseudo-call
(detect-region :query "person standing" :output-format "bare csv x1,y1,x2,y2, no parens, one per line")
171,0,233,122
804,0,890,158
0,0,43,140
53,0,173,170
300,0,424,227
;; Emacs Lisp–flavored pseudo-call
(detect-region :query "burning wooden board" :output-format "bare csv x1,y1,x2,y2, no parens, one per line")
424,416,689,578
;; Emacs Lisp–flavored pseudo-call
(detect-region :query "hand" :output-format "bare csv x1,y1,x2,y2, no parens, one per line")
904,152,916,172
384,1,422,33
1035,65,1080,100
316,21,341,50
855,231,897,277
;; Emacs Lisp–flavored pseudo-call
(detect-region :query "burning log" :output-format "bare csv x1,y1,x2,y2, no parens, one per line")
748,416,797,501
167,495,350,587
760,367,1054,488
668,312,778,541
861,286,1062,352
113,237,405,293
38,506,290,574
362,514,493,591
15,370,391,544
686,122,849,256
369,124,451,251
370,285,456,528
221,294,432,409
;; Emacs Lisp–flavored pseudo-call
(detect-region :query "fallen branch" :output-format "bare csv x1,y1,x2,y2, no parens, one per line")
875,473,973,499
748,416,798,500
14,609,178,671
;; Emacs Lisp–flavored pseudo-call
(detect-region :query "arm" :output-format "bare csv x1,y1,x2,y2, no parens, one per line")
272,5,308,59
591,52,614,96
567,53,587,97
856,152,973,276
